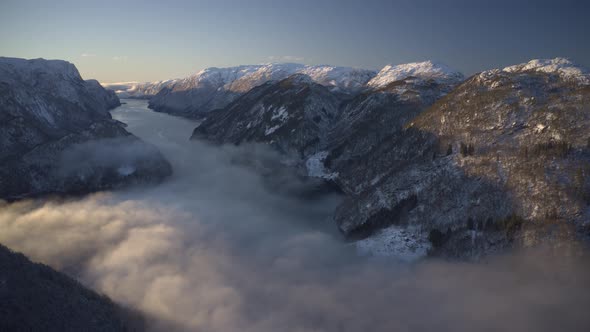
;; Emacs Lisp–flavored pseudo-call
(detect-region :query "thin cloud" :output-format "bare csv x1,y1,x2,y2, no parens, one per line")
81,53,96,57
112,56,129,62
267,55,305,63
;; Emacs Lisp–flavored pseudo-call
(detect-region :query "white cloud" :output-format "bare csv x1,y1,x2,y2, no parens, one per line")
112,56,129,62
0,106,588,332
81,53,96,57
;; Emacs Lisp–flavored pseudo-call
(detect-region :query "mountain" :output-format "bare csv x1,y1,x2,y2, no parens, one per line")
0,57,172,199
148,63,376,118
192,61,463,179
366,60,464,88
192,74,343,159
190,57,590,259
0,244,144,331
334,58,590,258
101,80,178,99
323,68,464,184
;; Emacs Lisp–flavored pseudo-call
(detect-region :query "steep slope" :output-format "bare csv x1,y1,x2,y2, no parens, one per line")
0,57,172,199
0,244,144,331
149,63,375,118
192,74,343,158
322,68,463,185
334,58,590,258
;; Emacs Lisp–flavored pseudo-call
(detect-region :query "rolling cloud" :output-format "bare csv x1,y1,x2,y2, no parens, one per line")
1,102,589,332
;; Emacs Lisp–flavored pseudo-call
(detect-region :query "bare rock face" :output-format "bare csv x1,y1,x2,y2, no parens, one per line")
0,57,172,199
0,244,145,331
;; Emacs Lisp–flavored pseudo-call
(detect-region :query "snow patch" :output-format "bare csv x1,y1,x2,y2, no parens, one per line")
265,125,281,136
355,226,430,261
271,106,289,122
503,58,590,84
367,60,463,88
305,151,339,180
117,165,136,176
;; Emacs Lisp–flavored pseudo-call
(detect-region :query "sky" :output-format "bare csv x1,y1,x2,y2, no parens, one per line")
0,0,588,83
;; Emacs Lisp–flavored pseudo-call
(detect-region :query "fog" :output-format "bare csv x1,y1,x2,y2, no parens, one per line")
1,99,589,332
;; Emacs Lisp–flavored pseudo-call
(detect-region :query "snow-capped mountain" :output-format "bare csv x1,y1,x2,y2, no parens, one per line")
0,57,171,199
192,74,342,158
102,80,178,98
366,60,464,88
148,63,376,117
189,57,590,259
502,57,589,84
334,57,590,259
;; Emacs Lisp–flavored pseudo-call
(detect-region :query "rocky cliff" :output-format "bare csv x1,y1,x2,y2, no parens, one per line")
0,57,172,199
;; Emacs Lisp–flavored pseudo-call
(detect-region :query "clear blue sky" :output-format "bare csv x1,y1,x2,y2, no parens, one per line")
1,0,588,83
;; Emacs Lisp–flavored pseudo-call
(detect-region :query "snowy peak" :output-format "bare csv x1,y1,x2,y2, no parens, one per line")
503,57,589,84
101,80,179,98
367,61,464,88
190,63,375,93
224,63,305,92
298,65,377,92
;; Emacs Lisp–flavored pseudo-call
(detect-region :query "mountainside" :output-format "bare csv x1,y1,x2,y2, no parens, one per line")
0,57,172,199
0,244,144,331
190,57,590,259
335,58,590,258
149,63,376,118
102,80,178,99
192,74,343,158
192,61,463,180
323,74,463,184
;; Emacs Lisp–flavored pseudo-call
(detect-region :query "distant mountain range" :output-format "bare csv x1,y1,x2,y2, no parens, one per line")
102,61,462,118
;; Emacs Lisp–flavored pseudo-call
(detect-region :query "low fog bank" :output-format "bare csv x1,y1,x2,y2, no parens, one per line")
1,99,589,332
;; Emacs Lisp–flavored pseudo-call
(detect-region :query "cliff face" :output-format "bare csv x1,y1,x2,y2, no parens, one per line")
0,244,144,331
0,57,172,199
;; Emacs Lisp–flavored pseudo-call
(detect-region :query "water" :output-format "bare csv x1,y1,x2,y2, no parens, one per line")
0,99,588,332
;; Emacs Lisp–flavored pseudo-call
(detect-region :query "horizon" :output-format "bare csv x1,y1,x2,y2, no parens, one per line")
1,0,589,83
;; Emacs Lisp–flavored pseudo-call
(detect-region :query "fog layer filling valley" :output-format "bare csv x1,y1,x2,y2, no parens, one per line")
1,100,589,332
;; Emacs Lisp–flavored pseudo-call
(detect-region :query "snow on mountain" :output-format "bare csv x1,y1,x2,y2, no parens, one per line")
503,57,590,84
367,61,464,88
149,63,378,117
223,63,305,92
183,63,375,93
298,65,377,92
0,57,171,199
102,80,178,98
